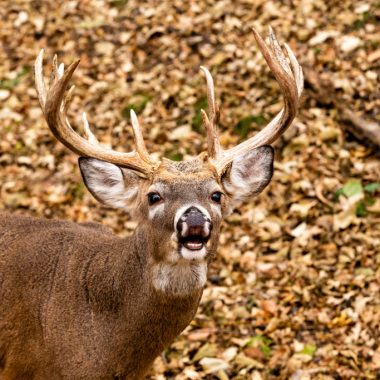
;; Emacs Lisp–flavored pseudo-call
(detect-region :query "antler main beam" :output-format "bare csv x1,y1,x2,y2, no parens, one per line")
35,27,302,178
201,27,304,175
35,50,157,176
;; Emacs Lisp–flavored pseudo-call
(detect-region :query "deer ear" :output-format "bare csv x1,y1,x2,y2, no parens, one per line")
79,157,141,209
221,146,274,205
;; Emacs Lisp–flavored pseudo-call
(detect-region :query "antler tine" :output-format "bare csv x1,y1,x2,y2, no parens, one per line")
49,54,59,88
130,109,151,163
35,49,47,109
212,28,303,174
34,51,158,176
200,66,221,159
82,112,99,144
284,43,304,96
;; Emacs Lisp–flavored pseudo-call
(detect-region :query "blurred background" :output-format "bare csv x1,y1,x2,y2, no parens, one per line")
0,1,379,379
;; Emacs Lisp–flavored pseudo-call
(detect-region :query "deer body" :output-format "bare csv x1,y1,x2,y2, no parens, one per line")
0,29,303,379
0,214,201,380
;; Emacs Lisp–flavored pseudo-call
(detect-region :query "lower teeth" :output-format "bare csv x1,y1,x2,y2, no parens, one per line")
185,242,203,250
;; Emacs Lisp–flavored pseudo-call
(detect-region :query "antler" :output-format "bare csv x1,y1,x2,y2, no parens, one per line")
34,50,158,176
201,27,304,175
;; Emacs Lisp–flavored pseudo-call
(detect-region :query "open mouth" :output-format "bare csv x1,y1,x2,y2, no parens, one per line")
175,206,212,256
178,234,209,251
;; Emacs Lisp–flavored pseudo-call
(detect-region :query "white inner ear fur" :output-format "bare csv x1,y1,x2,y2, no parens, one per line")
222,146,274,205
79,158,139,209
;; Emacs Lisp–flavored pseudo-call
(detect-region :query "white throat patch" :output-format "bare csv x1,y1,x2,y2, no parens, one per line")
152,260,207,296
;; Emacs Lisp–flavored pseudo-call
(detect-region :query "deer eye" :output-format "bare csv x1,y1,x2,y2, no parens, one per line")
147,192,161,205
211,191,223,203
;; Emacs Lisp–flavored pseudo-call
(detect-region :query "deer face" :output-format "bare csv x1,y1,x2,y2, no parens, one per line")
79,147,274,265
36,28,302,294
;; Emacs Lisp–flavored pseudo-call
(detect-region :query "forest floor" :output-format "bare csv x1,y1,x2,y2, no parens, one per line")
0,1,379,379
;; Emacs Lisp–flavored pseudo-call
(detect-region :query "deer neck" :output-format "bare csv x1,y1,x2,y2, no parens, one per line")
133,224,209,298
83,224,207,314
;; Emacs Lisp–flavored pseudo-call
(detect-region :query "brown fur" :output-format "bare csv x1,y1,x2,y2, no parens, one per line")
0,149,273,379
0,158,224,380
0,213,205,379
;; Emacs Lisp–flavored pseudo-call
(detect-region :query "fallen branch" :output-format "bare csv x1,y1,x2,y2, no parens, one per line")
303,67,380,148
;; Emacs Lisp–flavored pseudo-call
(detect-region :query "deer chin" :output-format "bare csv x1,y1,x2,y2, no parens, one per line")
178,234,209,261
180,246,207,261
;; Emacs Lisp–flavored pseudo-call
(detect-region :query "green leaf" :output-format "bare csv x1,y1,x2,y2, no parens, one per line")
260,344,272,358
14,141,24,152
69,182,86,200
245,334,272,358
121,93,152,120
341,180,363,198
366,197,376,206
234,115,266,139
299,343,317,357
191,96,208,134
192,343,218,362
333,188,345,202
110,0,129,7
246,335,265,346
356,201,367,217
355,267,374,276
364,182,380,194
77,19,105,29
165,146,183,161
166,152,182,161
0,66,31,90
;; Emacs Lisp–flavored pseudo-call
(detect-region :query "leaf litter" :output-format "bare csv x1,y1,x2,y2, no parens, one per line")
0,1,379,379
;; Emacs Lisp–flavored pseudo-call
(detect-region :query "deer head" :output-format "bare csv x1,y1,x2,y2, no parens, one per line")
34,28,303,294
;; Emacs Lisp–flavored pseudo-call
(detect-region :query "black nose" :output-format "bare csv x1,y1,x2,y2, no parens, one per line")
176,207,212,237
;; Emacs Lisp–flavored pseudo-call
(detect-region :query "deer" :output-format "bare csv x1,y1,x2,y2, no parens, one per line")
0,28,303,380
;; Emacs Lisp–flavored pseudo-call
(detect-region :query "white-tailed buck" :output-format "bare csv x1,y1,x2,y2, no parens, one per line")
0,28,303,379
